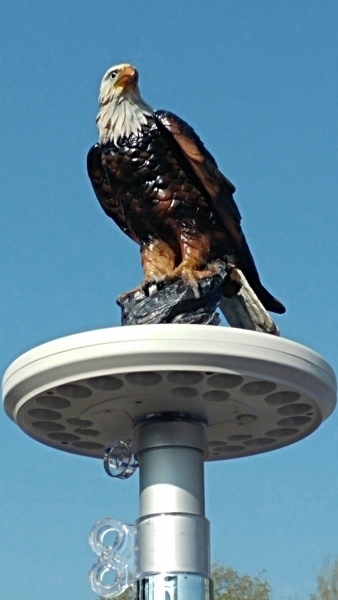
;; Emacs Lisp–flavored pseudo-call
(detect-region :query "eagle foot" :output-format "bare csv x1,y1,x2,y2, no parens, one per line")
119,274,181,302
173,259,224,281
141,275,170,297
168,268,204,298
142,270,202,299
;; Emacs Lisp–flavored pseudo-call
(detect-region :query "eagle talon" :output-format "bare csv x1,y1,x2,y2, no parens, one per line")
166,269,201,298
141,275,169,296
187,278,201,299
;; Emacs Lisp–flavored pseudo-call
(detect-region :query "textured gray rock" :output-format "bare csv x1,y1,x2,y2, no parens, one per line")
117,261,226,325
117,260,280,335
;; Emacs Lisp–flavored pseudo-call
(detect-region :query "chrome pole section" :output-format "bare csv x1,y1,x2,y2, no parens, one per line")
134,414,213,600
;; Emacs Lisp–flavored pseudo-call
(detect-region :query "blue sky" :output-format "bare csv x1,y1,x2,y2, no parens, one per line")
1,1,338,599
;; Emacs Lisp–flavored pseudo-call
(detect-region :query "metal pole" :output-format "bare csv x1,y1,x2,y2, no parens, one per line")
135,414,213,600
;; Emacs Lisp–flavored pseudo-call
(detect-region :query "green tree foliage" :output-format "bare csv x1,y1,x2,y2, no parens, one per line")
310,557,338,600
212,563,273,600
99,590,133,600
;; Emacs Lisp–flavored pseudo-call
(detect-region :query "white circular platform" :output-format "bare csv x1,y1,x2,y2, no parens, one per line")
2,325,336,461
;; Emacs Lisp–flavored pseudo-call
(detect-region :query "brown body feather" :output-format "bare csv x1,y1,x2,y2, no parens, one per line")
87,110,285,314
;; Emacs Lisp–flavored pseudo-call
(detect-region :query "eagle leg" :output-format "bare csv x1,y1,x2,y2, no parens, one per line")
166,230,215,296
118,239,178,301
172,230,214,279
141,238,178,287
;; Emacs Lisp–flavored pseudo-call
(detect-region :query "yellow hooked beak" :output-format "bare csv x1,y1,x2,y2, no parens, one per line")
117,65,138,89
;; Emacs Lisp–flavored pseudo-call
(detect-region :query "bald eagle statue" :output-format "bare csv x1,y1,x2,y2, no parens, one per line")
87,63,285,329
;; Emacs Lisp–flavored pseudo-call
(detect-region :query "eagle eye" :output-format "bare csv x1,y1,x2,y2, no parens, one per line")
110,70,118,80
134,70,139,83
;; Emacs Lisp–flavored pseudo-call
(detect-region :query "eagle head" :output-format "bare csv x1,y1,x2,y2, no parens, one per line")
97,63,153,146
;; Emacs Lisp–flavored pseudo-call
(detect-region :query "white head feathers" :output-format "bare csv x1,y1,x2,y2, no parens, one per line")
96,63,153,146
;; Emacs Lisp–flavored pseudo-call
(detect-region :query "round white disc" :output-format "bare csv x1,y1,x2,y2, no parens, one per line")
2,325,336,461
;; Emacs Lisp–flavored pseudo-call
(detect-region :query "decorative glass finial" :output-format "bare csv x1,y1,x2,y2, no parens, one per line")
89,517,136,598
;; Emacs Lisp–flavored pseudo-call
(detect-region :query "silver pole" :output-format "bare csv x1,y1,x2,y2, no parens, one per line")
135,414,213,600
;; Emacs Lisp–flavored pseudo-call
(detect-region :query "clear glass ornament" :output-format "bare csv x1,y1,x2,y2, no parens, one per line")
89,517,136,597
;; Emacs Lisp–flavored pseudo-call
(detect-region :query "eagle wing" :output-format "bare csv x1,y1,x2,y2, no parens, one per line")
87,144,139,243
153,110,285,314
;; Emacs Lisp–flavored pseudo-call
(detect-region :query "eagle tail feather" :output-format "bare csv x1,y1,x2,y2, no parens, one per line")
220,268,280,335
